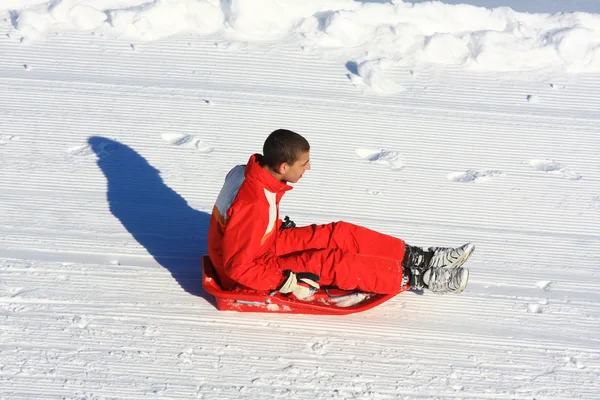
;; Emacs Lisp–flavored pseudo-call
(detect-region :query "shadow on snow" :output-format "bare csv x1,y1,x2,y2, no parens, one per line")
88,136,213,302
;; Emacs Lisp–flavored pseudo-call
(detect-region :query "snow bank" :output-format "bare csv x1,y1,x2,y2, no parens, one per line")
4,0,600,72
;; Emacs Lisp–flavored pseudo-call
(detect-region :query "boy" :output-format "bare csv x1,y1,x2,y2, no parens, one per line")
207,129,473,298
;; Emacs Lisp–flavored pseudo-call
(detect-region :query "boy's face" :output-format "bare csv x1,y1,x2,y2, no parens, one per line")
281,151,311,183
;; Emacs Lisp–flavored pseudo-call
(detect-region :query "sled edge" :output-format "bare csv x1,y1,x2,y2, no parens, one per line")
201,255,402,315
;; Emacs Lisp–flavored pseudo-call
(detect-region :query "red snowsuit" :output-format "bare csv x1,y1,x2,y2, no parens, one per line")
207,154,406,294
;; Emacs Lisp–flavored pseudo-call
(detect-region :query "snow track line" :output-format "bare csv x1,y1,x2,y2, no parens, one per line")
3,75,600,125
2,290,598,354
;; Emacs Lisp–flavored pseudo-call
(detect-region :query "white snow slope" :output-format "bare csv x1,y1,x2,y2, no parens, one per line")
1,1,600,399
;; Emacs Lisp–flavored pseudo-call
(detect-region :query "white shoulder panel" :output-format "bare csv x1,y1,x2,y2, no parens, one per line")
215,165,246,218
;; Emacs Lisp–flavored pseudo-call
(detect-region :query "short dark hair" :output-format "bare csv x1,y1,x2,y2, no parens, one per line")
262,129,310,169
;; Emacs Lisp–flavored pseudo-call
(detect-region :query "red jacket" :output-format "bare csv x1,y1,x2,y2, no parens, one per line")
208,154,291,290
208,155,406,294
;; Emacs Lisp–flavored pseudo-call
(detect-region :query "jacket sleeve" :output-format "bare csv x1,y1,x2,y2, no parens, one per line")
222,200,285,290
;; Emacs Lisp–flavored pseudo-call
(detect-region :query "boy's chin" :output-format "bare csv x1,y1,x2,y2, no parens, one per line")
282,174,302,184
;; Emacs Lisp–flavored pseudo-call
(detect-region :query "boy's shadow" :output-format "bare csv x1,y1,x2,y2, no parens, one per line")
88,137,211,299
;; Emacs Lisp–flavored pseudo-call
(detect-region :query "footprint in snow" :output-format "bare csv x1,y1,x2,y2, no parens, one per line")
527,300,547,314
69,141,118,157
70,315,90,329
549,83,567,90
536,280,552,291
162,133,213,153
177,348,194,364
307,339,329,356
564,356,586,369
356,148,405,171
447,169,505,183
346,60,406,95
68,144,95,156
529,159,582,181
215,41,248,51
0,135,18,145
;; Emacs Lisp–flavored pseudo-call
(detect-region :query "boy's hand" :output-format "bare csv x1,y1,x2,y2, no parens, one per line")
273,270,320,299
280,216,296,230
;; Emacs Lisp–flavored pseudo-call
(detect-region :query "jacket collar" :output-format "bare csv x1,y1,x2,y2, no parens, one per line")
245,154,293,194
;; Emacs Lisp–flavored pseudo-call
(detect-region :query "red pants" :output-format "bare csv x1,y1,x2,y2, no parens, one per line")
262,221,406,294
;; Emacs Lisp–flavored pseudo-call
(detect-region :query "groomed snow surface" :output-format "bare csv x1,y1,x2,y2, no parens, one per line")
1,0,600,399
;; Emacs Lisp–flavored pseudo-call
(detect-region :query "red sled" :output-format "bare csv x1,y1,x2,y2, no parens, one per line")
202,255,407,315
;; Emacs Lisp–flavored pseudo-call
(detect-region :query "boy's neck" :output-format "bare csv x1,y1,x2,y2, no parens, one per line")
263,165,286,183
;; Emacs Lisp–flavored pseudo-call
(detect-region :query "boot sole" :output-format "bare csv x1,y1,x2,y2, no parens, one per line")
454,268,469,293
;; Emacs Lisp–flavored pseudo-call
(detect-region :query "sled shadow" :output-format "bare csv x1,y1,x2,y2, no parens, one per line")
88,136,213,301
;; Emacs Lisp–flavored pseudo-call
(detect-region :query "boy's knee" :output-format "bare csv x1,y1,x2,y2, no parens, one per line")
334,220,359,233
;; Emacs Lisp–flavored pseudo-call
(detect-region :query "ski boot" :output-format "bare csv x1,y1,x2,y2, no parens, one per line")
402,243,474,293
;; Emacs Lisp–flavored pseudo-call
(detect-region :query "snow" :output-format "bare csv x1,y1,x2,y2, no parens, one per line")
1,0,599,399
